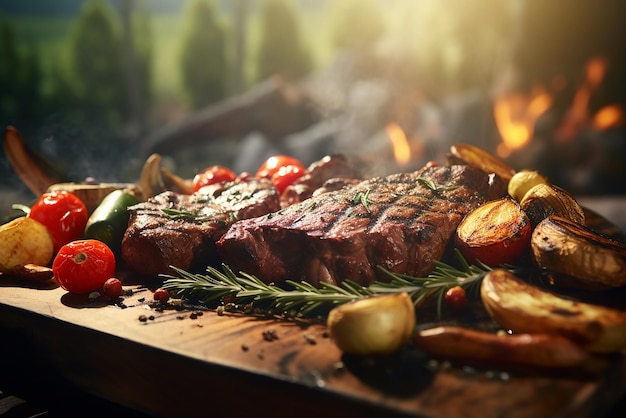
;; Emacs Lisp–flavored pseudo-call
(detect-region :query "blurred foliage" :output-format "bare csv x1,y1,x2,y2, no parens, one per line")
130,2,153,117
328,0,386,53
0,12,44,128
256,0,313,81
179,0,229,110
408,0,516,92
68,0,125,125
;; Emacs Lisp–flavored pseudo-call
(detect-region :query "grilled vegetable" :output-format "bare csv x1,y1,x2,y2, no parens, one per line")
413,326,588,369
520,183,585,227
3,126,62,196
455,197,531,266
0,217,54,272
448,142,516,181
48,182,141,214
84,189,140,257
327,292,415,356
531,216,626,291
507,170,548,202
480,269,626,353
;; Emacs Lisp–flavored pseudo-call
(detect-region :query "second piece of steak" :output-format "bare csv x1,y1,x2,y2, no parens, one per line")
121,178,280,277
216,165,507,287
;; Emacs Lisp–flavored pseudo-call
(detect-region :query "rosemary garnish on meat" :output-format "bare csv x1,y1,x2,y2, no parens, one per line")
161,250,507,319
350,189,372,212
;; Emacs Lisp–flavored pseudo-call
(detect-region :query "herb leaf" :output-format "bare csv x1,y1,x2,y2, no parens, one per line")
350,189,372,212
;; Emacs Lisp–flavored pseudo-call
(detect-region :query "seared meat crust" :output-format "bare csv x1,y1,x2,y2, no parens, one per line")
217,165,507,287
121,178,280,276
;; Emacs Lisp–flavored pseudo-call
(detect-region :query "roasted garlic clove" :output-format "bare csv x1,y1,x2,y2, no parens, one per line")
480,269,626,353
531,216,626,291
327,292,415,356
447,142,516,181
508,170,548,202
520,183,585,227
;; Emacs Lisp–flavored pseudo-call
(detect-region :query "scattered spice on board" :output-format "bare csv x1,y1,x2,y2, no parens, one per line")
262,329,279,341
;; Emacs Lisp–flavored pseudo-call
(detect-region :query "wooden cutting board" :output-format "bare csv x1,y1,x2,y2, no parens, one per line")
0,275,625,418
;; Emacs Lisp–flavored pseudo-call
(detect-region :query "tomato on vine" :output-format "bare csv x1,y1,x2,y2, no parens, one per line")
52,239,116,294
271,164,305,193
192,165,237,193
28,190,88,253
256,155,305,179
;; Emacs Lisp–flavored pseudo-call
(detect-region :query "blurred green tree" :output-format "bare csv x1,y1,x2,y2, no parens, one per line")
179,0,229,110
256,0,313,81
0,12,44,126
328,0,386,53
68,0,126,126
120,0,153,136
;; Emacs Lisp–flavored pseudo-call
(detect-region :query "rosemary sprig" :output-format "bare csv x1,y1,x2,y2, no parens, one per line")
161,208,215,223
161,250,506,319
350,189,372,212
416,177,437,192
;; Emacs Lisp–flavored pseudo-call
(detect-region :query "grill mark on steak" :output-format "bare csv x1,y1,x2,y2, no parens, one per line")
216,165,507,287
121,178,280,277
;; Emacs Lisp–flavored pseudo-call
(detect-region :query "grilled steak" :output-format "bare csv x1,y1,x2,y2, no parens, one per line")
121,178,280,276
281,154,361,206
216,165,507,287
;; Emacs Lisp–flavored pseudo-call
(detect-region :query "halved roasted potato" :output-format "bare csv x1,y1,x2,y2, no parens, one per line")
480,269,626,353
455,197,531,266
448,143,516,181
520,183,585,227
531,216,626,291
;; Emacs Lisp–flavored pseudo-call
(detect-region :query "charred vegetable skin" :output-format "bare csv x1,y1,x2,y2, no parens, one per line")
519,183,585,228
413,326,588,369
531,216,626,291
447,142,516,181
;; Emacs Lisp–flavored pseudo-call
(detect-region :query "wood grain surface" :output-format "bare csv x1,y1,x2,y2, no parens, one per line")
1,275,625,418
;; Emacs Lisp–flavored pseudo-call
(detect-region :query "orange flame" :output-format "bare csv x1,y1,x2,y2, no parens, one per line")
557,57,608,141
385,122,411,166
494,56,623,153
593,105,624,130
493,87,552,155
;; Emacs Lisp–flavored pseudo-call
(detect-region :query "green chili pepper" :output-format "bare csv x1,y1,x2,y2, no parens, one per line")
84,189,140,257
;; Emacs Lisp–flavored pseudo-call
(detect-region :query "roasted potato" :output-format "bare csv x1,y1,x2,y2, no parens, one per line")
480,269,626,353
455,197,531,266
0,216,55,273
531,216,626,291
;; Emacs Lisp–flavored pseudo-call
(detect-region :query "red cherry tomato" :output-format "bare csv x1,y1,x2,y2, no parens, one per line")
271,164,305,193
192,165,237,193
444,286,467,310
52,239,116,294
29,190,88,253
102,277,124,299
153,288,170,303
256,155,305,179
